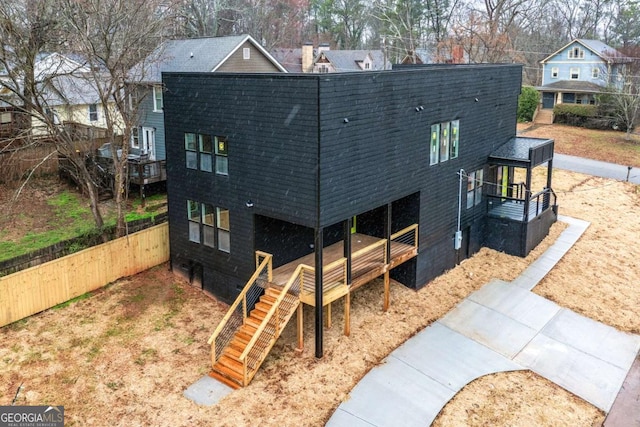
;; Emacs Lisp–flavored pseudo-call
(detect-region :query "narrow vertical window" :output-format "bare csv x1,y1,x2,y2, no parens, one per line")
217,207,230,252
591,68,599,79
467,171,476,209
215,136,228,175
88,104,98,121
440,122,450,162
243,47,251,59
450,120,459,159
430,124,440,165
202,203,215,247
188,200,200,242
185,133,197,169
153,85,163,111
131,127,140,149
475,169,484,206
199,134,213,172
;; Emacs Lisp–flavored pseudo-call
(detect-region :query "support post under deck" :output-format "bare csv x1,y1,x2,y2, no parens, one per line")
314,228,324,359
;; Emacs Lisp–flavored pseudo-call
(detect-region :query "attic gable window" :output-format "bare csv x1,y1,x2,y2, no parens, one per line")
153,85,163,112
243,48,250,59
568,46,585,59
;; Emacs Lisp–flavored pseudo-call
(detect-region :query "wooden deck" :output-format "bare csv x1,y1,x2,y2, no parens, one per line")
271,232,417,307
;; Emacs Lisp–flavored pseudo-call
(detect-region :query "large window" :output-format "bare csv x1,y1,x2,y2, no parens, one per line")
188,201,230,251
430,120,459,165
153,85,163,112
570,67,580,80
185,133,221,173
467,169,484,209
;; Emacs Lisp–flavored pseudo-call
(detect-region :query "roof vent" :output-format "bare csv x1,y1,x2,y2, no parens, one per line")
190,52,194,58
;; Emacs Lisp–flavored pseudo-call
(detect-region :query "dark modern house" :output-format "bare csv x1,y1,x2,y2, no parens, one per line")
162,64,557,388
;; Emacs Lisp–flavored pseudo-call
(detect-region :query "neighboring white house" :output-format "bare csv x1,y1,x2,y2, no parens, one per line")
536,39,629,109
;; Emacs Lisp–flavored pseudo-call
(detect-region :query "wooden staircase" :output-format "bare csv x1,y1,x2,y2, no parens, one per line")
209,286,299,389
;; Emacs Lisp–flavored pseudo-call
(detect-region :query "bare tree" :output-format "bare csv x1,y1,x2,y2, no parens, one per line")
59,0,171,237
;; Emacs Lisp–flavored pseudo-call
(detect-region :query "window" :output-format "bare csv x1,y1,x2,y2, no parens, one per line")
570,67,580,80
188,200,200,242
128,87,138,111
450,120,459,159
215,136,228,175
217,207,230,252
551,67,559,78
0,111,11,124
592,67,599,79
202,203,215,247
185,133,198,169
568,46,584,59
243,47,250,59
188,201,230,251
439,122,450,162
153,85,163,112
430,120,459,165
131,127,140,149
88,104,98,121
364,62,370,70
467,169,484,209
318,65,329,73
430,124,440,165
199,134,213,172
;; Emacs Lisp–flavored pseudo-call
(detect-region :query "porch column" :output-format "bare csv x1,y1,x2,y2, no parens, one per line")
384,204,391,312
344,218,352,284
314,227,324,359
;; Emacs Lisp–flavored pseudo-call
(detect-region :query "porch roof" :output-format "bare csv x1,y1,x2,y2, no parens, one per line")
489,137,554,168
536,80,604,94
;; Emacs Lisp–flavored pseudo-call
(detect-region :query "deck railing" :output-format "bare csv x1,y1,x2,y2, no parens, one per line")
238,262,304,385
391,224,419,249
299,258,347,297
207,253,273,366
351,239,387,278
487,187,556,222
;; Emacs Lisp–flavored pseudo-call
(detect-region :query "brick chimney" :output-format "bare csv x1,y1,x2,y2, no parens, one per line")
302,42,314,73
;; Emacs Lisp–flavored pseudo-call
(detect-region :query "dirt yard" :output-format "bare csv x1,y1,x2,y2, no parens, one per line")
1,125,640,426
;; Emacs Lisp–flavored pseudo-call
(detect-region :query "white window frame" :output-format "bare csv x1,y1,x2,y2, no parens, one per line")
551,67,559,78
570,67,580,80
592,67,599,79
0,111,12,124
568,46,584,59
243,47,250,60
153,85,163,112
131,127,140,149
88,104,98,122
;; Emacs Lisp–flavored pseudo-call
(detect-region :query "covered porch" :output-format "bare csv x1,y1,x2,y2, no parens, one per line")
485,136,558,257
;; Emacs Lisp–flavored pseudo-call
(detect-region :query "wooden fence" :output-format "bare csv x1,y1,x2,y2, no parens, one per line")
0,223,169,328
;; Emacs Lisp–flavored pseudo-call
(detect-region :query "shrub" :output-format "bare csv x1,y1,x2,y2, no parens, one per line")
517,86,539,122
553,104,598,127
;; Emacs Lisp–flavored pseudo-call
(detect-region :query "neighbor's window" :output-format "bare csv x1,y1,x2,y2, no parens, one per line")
199,134,213,172
467,169,484,209
188,200,200,242
570,67,580,79
0,111,12,124
131,127,140,149
450,120,459,159
551,67,559,78
439,122,450,162
185,133,198,169
430,124,440,165
202,203,215,248
88,104,98,121
592,68,599,79
153,85,163,112
217,207,230,252
243,47,250,59
215,136,228,175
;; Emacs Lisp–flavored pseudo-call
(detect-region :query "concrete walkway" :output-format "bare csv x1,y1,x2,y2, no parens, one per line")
327,216,640,426
553,153,640,184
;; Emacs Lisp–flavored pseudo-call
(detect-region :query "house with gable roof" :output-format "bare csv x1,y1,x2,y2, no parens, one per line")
271,43,389,73
537,39,629,110
128,35,287,166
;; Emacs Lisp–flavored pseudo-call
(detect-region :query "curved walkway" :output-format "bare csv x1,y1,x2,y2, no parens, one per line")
326,216,640,426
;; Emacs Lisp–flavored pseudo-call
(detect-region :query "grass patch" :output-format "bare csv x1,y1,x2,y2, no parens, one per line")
52,292,93,310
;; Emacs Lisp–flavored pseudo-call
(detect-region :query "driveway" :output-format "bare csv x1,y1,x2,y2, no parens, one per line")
553,153,640,184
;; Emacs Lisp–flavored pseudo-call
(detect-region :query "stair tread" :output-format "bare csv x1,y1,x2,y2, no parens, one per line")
209,370,241,389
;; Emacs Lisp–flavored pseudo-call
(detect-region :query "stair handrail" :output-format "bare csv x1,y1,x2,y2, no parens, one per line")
238,263,305,365
207,253,273,363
